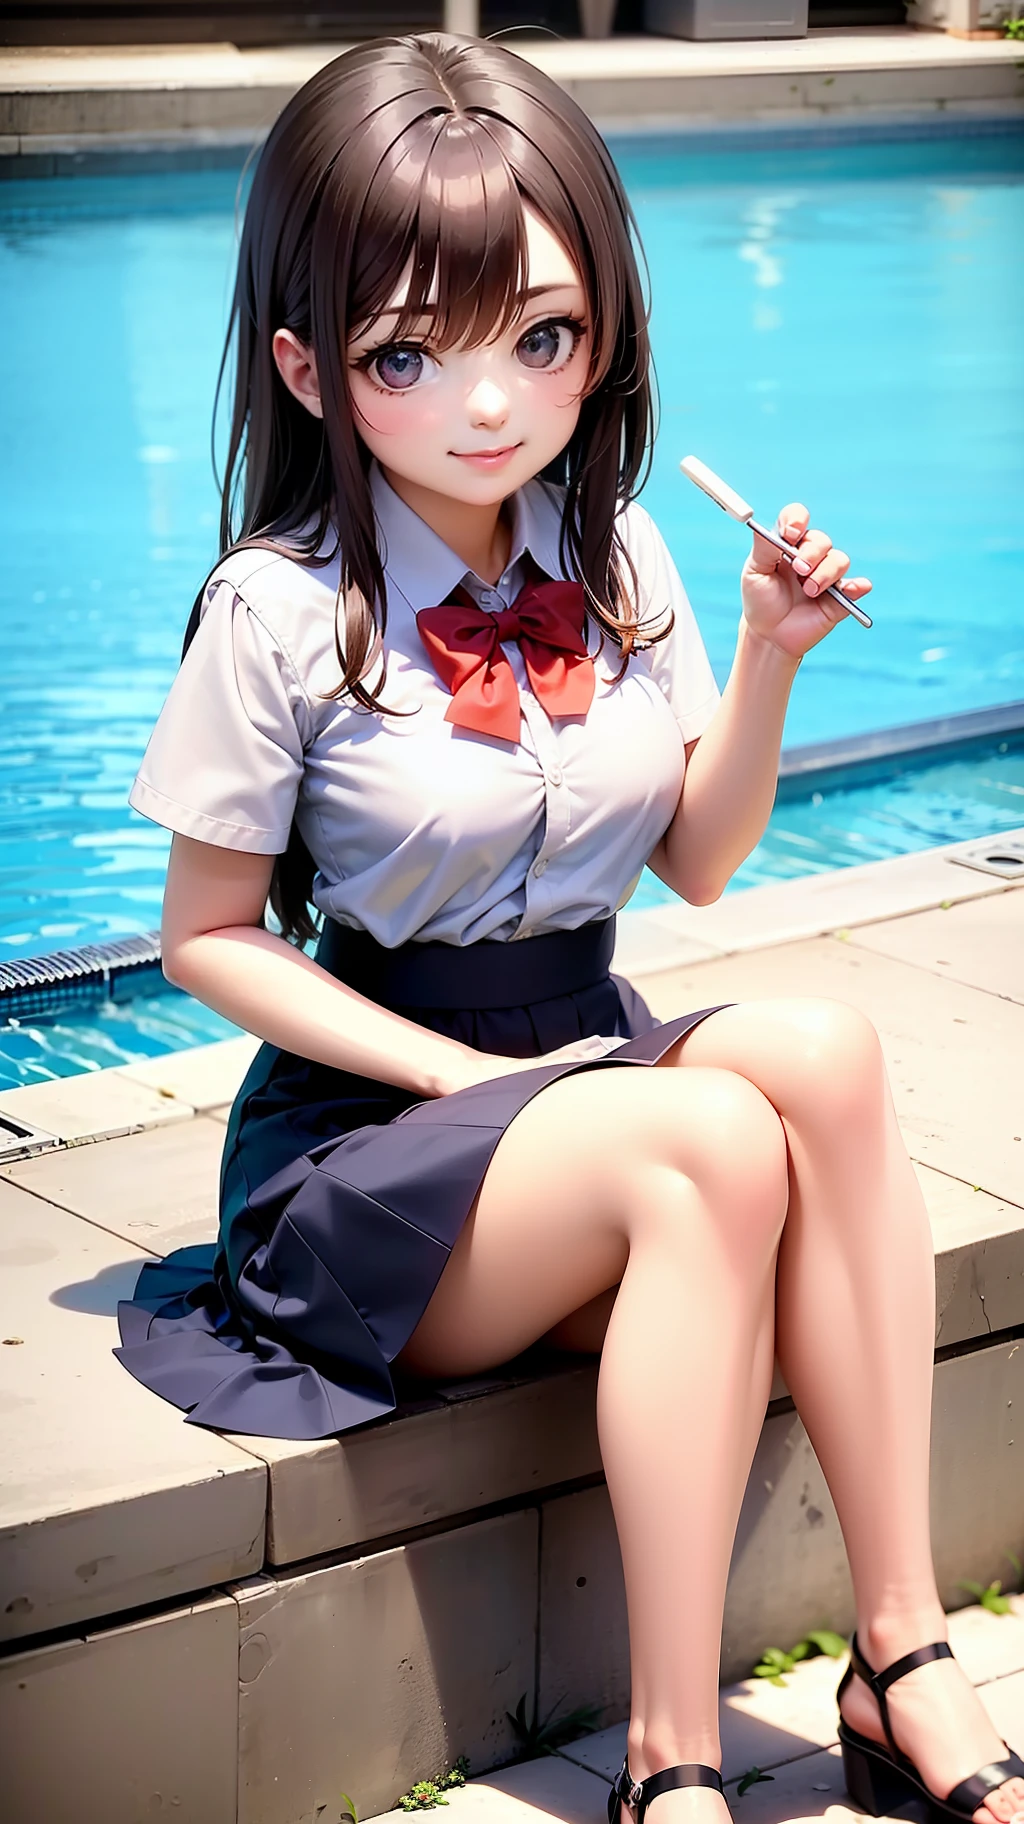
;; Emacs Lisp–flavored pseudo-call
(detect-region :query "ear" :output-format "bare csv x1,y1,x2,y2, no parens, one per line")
272,328,324,420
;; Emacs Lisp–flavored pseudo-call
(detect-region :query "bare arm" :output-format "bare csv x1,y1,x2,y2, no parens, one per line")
161,836,610,1098
647,502,873,907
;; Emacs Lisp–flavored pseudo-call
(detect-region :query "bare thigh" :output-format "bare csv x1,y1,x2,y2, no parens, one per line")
398,1059,788,1380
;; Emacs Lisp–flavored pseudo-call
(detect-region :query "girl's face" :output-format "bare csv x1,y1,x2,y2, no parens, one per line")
345,207,592,510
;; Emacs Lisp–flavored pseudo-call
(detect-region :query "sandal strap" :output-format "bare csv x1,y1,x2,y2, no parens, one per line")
947,1750,1024,1815
873,1641,953,1697
609,1758,723,1824
848,1635,953,1761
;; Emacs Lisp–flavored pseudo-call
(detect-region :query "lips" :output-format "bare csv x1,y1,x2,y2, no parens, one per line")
451,443,521,466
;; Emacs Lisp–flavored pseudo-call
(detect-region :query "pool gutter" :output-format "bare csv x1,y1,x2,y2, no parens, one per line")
776,697,1024,797
1,30,1022,165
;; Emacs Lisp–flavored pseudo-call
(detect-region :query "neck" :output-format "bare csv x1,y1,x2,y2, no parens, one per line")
380,467,513,586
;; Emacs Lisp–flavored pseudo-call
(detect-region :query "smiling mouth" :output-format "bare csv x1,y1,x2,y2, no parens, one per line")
452,444,521,459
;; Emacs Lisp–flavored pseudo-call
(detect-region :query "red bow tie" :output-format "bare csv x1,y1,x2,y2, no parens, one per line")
416,578,595,744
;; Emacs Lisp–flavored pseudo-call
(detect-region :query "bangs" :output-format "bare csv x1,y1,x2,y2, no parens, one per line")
346,111,534,352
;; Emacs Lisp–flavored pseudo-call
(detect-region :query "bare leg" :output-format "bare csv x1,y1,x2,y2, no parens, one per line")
400,1063,790,1812
673,999,1024,1824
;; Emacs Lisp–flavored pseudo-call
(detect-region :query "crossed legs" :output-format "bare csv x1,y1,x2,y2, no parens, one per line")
399,998,1024,1824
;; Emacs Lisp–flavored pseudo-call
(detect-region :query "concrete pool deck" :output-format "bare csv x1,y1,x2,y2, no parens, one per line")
1,27,1022,162
1,828,1022,1819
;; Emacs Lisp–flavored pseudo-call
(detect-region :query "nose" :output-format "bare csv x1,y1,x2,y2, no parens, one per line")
466,374,509,430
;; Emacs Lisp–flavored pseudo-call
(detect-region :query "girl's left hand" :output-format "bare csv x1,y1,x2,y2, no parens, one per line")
740,501,873,661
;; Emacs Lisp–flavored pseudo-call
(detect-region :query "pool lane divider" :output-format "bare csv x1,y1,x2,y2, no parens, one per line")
1,699,1021,1025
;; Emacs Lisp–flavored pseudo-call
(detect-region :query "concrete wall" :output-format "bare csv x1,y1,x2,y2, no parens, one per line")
2,1332,1021,1824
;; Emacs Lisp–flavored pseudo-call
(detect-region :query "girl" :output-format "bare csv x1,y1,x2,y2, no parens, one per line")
116,32,1024,1824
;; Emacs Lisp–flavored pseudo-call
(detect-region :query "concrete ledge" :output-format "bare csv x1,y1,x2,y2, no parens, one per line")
614,824,1024,976
1,31,1022,145
0,1593,239,1824
0,1180,266,1643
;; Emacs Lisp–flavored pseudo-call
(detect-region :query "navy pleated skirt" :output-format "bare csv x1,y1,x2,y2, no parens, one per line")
115,918,725,1440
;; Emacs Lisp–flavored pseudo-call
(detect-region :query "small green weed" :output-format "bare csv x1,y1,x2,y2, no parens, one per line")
1005,16,1024,39
752,1628,847,1687
959,1578,1013,1615
397,1759,470,1811
339,1793,358,1824
507,1694,602,1756
736,1768,775,1799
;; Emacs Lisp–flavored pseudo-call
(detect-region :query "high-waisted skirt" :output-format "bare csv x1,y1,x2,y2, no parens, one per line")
115,917,726,1441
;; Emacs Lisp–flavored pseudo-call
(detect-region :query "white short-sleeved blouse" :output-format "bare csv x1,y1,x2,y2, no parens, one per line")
129,463,721,946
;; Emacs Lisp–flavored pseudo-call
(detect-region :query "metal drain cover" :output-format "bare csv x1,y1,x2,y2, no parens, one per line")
0,1114,60,1163
948,837,1024,881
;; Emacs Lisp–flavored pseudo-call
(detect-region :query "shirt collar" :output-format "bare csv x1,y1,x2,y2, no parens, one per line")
369,461,567,613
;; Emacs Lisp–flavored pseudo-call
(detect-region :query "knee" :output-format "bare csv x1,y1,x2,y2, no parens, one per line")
663,1067,790,1240
773,998,887,1120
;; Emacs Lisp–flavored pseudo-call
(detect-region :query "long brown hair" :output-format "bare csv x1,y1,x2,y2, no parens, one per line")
201,30,660,942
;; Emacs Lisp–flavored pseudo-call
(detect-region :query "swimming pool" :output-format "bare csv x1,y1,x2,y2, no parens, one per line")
1,121,1022,1088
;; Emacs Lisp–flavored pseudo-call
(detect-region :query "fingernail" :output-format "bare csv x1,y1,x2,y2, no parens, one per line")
792,558,812,576
783,523,802,538
804,580,820,596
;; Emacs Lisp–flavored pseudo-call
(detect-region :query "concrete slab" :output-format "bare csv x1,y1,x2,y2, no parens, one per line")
230,1360,602,1568
947,1594,1024,1688
849,890,1024,1005
0,1063,193,1145
0,1180,264,1641
1,1114,224,1256
118,1032,258,1111
3,33,1022,142
623,842,1021,964
641,934,1024,1207
0,1593,239,1824
613,911,723,978
719,1651,846,1777
558,1647,845,1784
721,1745,849,1821
364,1756,612,1824
981,1667,1024,1748
235,1510,539,1824
919,1163,1024,1347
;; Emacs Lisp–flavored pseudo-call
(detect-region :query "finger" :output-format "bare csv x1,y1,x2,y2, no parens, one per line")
790,529,833,579
776,503,809,545
837,576,873,598
801,547,849,598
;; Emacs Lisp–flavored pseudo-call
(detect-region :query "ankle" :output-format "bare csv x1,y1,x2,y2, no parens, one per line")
857,1604,948,1673
627,1722,722,1783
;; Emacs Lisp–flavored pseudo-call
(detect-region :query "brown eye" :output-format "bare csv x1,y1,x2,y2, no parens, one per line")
516,321,579,371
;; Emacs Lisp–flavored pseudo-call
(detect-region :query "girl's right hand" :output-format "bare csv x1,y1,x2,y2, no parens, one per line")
438,1033,626,1096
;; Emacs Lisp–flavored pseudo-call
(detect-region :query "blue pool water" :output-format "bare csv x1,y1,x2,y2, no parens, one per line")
1,124,1022,1089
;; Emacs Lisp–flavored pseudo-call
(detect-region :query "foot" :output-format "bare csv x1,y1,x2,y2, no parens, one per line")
839,1643,1024,1824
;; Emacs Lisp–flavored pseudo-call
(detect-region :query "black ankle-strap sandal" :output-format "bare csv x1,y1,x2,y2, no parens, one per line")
837,1632,1024,1821
608,1757,724,1824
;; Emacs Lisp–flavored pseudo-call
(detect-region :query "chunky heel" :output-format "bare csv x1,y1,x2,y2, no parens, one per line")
840,1734,924,1821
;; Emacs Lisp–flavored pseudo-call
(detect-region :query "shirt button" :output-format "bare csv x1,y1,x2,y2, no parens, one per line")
532,858,548,878
546,765,563,787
